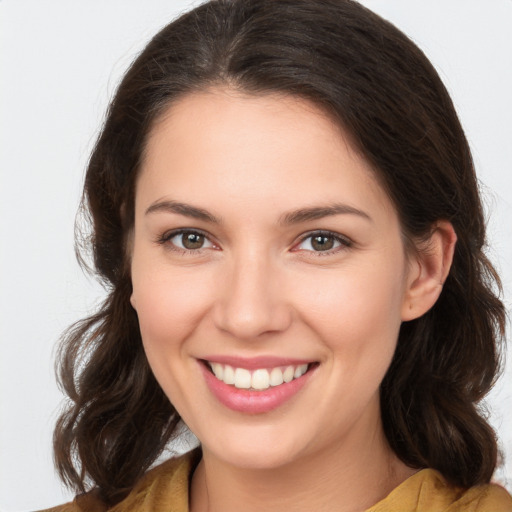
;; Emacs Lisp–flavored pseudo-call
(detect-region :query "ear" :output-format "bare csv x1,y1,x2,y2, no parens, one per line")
126,228,137,311
401,221,457,321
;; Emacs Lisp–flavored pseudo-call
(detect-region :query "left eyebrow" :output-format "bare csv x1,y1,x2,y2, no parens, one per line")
145,200,222,224
279,203,373,225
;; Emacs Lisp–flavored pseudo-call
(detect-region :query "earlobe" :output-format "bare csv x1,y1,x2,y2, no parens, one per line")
130,293,137,310
401,221,457,321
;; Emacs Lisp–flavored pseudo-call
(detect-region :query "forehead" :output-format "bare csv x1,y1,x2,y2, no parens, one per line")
137,88,396,222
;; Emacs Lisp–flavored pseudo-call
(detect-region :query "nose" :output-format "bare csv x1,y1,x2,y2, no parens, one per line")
213,254,292,340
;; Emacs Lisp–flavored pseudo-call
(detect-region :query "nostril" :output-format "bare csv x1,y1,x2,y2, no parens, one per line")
212,300,293,340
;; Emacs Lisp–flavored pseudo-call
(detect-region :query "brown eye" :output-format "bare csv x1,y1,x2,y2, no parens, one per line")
181,232,205,249
311,235,335,251
295,231,351,253
162,230,214,251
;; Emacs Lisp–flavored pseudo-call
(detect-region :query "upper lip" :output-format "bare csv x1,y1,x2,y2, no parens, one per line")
200,355,315,370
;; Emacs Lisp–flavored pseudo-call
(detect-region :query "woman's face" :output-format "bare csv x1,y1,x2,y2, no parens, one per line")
130,88,416,469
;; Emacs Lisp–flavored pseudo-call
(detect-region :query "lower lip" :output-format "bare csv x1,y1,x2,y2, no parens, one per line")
200,362,315,414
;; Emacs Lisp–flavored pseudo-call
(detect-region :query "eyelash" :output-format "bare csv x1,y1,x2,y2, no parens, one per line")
293,230,353,256
155,229,352,256
155,228,217,255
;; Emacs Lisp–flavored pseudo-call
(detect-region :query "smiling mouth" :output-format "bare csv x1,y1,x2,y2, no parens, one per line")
205,361,315,391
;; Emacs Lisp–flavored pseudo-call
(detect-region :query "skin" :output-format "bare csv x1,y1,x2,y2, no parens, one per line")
130,88,456,512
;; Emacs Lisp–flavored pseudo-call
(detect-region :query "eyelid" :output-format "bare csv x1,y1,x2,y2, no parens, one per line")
292,230,353,254
155,228,351,256
155,227,219,253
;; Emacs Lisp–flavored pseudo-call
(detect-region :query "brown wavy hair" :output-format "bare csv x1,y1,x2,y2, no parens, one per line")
54,0,506,506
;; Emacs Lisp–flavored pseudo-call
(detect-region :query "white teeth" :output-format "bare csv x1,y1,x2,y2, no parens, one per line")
211,363,224,380
223,365,235,385
251,369,270,390
234,368,251,389
283,366,294,383
294,364,308,378
269,367,284,387
209,362,310,390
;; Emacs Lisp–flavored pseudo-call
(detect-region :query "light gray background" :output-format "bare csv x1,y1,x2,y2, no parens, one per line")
1,1,511,510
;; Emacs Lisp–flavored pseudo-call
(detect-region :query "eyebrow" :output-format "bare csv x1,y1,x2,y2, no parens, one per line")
145,199,371,225
145,200,222,224
279,203,372,225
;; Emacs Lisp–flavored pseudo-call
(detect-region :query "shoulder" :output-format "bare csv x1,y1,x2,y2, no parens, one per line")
38,449,200,512
454,482,512,512
368,469,512,512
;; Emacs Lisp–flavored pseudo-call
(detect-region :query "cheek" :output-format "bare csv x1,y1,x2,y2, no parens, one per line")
130,264,217,409
293,258,406,362
132,266,215,348
302,263,404,322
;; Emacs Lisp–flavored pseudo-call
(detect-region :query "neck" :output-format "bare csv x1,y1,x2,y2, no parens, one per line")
190,422,416,512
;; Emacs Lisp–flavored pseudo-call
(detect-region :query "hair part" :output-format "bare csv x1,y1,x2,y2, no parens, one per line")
54,0,506,505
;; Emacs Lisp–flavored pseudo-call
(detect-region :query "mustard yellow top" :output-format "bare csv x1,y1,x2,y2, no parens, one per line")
41,451,512,512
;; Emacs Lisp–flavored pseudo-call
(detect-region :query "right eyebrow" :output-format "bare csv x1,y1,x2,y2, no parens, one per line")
145,200,222,224
279,203,372,225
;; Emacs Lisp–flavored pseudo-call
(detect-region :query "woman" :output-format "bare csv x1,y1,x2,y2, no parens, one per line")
45,0,511,510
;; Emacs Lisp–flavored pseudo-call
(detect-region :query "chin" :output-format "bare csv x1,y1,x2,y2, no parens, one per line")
213,444,300,471
198,421,314,470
